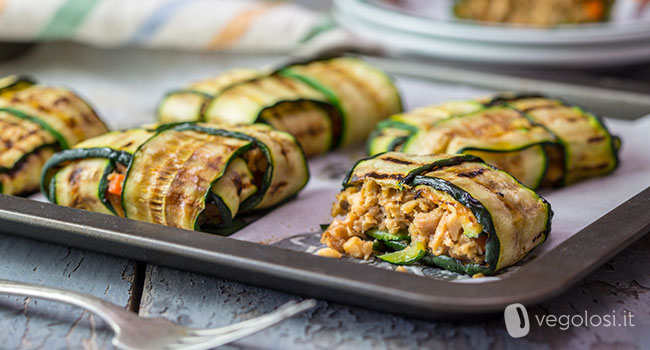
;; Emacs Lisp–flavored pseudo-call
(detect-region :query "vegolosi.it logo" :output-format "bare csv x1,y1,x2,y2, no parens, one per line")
504,303,635,338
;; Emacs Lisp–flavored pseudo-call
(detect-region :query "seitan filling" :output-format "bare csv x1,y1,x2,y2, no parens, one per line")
322,179,487,263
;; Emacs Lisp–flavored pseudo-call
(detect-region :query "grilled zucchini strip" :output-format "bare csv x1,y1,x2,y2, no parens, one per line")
0,77,108,195
159,57,402,156
489,94,619,186
322,153,552,275
157,68,261,124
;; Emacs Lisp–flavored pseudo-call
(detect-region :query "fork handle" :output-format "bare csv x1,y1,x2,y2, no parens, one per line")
0,279,135,332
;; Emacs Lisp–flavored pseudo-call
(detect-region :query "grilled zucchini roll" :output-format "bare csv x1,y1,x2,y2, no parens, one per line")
321,153,552,275
488,93,619,186
41,123,309,233
157,56,402,156
41,128,155,216
454,0,613,26
368,94,619,189
0,75,108,195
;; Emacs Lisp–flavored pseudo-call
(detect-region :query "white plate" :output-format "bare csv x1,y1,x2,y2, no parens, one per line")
335,0,650,45
334,8,650,67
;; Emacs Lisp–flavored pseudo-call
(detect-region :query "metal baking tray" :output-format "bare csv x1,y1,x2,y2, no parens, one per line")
1,57,649,319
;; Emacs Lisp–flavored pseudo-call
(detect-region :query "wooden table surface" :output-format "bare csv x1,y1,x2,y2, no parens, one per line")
1,43,649,350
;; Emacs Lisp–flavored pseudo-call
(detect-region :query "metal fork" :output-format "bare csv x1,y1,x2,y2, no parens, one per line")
0,279,316,350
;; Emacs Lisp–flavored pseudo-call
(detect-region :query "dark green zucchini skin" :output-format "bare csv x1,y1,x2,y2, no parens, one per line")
331,152,552,275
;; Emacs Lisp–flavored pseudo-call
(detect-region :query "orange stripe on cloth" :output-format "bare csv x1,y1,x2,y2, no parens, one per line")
205,2,279,50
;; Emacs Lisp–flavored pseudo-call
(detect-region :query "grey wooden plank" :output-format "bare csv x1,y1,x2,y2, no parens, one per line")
139,235,650,350
0,234,137,350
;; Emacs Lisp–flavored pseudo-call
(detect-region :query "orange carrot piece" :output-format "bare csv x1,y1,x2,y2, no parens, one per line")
107,173,125,196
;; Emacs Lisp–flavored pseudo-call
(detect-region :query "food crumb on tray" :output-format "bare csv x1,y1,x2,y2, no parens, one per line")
315,247,342,259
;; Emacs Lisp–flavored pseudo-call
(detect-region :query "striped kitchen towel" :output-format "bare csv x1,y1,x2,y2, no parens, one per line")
0,0,350,53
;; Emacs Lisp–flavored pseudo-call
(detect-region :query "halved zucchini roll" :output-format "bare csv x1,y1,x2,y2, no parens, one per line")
321,153,552,275
158,56,402,156
41,123,309,233
0,76,108,195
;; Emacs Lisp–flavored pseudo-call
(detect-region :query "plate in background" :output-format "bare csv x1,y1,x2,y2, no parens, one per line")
334,0,650,66
336,0,650,45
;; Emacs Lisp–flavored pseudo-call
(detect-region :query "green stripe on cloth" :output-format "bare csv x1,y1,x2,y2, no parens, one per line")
37,0,100,40
299,16,337,44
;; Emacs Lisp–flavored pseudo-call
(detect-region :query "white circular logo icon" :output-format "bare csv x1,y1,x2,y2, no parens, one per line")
504,303,530,338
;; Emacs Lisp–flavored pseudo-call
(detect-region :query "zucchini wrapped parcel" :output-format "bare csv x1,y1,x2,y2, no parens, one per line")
321,153,552,275
158,56,402,156
0,75,108,195
41,123,309,233
454,0,614,26
368,94,619,189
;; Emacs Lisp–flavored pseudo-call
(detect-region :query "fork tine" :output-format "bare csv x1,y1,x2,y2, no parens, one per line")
171,299,316,350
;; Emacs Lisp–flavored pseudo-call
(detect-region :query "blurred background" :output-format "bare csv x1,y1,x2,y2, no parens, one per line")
1,0,648,110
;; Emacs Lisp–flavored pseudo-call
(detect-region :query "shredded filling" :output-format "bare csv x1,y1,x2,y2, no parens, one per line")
322,179,487,263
